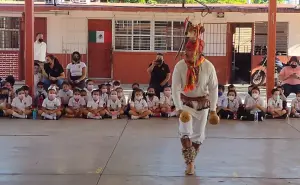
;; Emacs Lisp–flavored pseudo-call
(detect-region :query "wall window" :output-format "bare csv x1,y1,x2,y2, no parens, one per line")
0,17,20,50
115,20,151,51
254,22,288,55
202,23,227,56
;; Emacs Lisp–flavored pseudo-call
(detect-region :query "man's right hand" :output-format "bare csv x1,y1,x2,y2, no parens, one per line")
152,61,157,66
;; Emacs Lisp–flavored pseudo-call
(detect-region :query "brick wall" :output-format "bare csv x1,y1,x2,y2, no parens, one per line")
0,51,19,80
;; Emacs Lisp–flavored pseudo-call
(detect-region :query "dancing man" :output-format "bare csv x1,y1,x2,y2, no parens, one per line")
172,19,219,175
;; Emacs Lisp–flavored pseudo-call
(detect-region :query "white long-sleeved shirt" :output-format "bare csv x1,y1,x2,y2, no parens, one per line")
172,59,218,119
34,41,47,62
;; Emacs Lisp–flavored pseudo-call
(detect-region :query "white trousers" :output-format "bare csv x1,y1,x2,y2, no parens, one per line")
179,109,209,144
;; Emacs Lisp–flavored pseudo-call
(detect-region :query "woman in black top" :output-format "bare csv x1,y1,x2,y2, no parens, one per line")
42,54,65,89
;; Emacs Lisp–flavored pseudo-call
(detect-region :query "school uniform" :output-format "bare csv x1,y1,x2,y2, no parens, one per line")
35,89,47,107
267,98,283,111
24,95,33,108
130,99,148,112
291,98,300,113
11,97,28,118
244,97,265,121
58,89,73,106
68,97,86,109
217,94,226,107
146,96,160,109
87,99,101,110
42,98,61,110
219,98,239,119
84,88,93,102
244,94,251,105
107,99,122,110
159,95,174,107
280,94,287,109
100,93,108,107
119,95,127,107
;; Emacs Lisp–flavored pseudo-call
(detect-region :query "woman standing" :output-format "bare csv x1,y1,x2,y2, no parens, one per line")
66,51,87,89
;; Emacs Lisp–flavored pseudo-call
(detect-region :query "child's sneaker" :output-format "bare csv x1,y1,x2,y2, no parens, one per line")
144,115,149,119
131,115,139,120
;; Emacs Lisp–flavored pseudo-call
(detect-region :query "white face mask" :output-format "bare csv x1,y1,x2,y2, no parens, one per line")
48,94,56,100
93,95,99,101
102,89,107,93
228,95,235,101
252,93,259,99
117,92,123,97
135,96,142,100
87,84,94,90
74,95,81,100
110,94,118,100
164,90,171,96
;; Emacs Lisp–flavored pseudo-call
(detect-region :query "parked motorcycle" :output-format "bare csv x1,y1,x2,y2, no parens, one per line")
250,56,285,86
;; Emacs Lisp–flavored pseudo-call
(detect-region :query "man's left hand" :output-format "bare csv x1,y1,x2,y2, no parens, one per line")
208,111,220,125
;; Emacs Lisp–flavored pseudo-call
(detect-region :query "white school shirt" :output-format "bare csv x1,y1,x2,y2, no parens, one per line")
24,95,32,108
87,99,101,109
160,95,174,106
34,41,47,62
244,94,251,105
66,62,86,77
172,59,218,120
236,95,243,105
34,73,41,94
267,97,283,109
147,96,160,108
68,97,86,109
11,97,27,111
223,98,239,112
217,95,226,107
119,95,127,106
107,99,122,110
291,98,300,111
130,99,148,111
42,98,61,110
100,93,108,106
58,89,73,105
245,97,265,113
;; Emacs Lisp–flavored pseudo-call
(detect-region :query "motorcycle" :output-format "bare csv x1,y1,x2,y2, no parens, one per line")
250,56,285,86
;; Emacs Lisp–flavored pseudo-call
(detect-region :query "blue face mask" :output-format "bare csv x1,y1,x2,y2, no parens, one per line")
218,92,223,97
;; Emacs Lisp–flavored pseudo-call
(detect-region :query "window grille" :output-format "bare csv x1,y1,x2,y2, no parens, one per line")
0,17,20,50
202,23,227,56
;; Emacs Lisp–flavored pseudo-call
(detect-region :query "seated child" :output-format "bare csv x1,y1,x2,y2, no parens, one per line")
218,90,239,119
58,82,73,107
217,84,226,115
34,63,42,94
3,81,14,107
35,81,48,108
290,91,300,118
276,86,287,109
160,86,177,117
48,82,59,92
80,89,87,102
84,79,94,102
146,87,160,117
267,88,287,118
106,90,124,118
127,83,140,104
106,83,112,95
228,84,243,105
99,84,108,107
116,87,127,112
112,80,121,90
22,85,33,112
6,88,32,119
0,88,8,117
243,86,266,121
83,90,105,119
65,89,86,118
38,88,62,120
244,84,255,105
129,88,151,119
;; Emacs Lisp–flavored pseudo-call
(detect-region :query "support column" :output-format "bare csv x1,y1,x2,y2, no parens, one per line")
25,0,34,95
266,0,277,99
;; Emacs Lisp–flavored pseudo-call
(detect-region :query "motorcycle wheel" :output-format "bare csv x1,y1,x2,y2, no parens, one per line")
251,71,266,86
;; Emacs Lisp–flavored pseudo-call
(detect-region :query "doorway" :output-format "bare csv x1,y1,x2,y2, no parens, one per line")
231,23,253,84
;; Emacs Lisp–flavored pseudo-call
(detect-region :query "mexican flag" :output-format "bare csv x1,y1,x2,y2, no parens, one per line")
89,31,105,43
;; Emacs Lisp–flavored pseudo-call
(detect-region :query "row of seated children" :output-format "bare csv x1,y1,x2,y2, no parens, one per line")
217,84,300,121
0,79,177,120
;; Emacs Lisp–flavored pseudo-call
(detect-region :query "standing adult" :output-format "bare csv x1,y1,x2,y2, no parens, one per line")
147,53,171,98
34,33,47,65
42,54,65,89
279,56,300,97
66,51,87,89
172,23,219,175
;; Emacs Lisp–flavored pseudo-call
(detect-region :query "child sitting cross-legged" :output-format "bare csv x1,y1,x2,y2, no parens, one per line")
58,82,73,107
266,88,287,119
35,82,47,108
106,90,124,119
116,87,127,112
129,88,151,119
218,90,239,120
0,88,8,117
146,87,161,117
160,86,177,117
6,88,32,119
38,88,62,120
290,91,300,118
65,89,86,118
83,90,105,119
22,85,33,110
84,79,94,102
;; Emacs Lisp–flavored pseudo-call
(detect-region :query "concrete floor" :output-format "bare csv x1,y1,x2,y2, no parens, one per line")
0,118,300,185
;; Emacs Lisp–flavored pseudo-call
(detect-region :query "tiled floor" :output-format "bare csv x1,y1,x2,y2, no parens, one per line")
0,118,300,185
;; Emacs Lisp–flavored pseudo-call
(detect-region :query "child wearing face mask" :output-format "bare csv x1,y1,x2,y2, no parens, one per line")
127,83,140,104
112,80,121,90
21,85,33,112
290,91,300,118
38,88,62,120
146,87,161,117
35,81,47,108
6,88,32,119
116,87,127,111
218,90,239,119
217,84,226,115
84,79,94,102
243,86,266,121
106,83,112,95
276,86,287,109
34,63,42,95
227,84,243,105
267,88,287,119
160,86,176,117
58,82,73,107
106,90,123,118
83,90,104,119
244,84,255,105
129,88,151,119
99,84,108,107
65,89,86,118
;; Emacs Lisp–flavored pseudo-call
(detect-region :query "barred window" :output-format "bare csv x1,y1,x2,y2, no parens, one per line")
0,17,20,50
154,21,184,51
114,20,151,51
254,22,288,55
202,23,227,56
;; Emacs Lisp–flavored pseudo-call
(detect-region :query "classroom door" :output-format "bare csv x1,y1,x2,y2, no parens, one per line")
88,19,112,79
